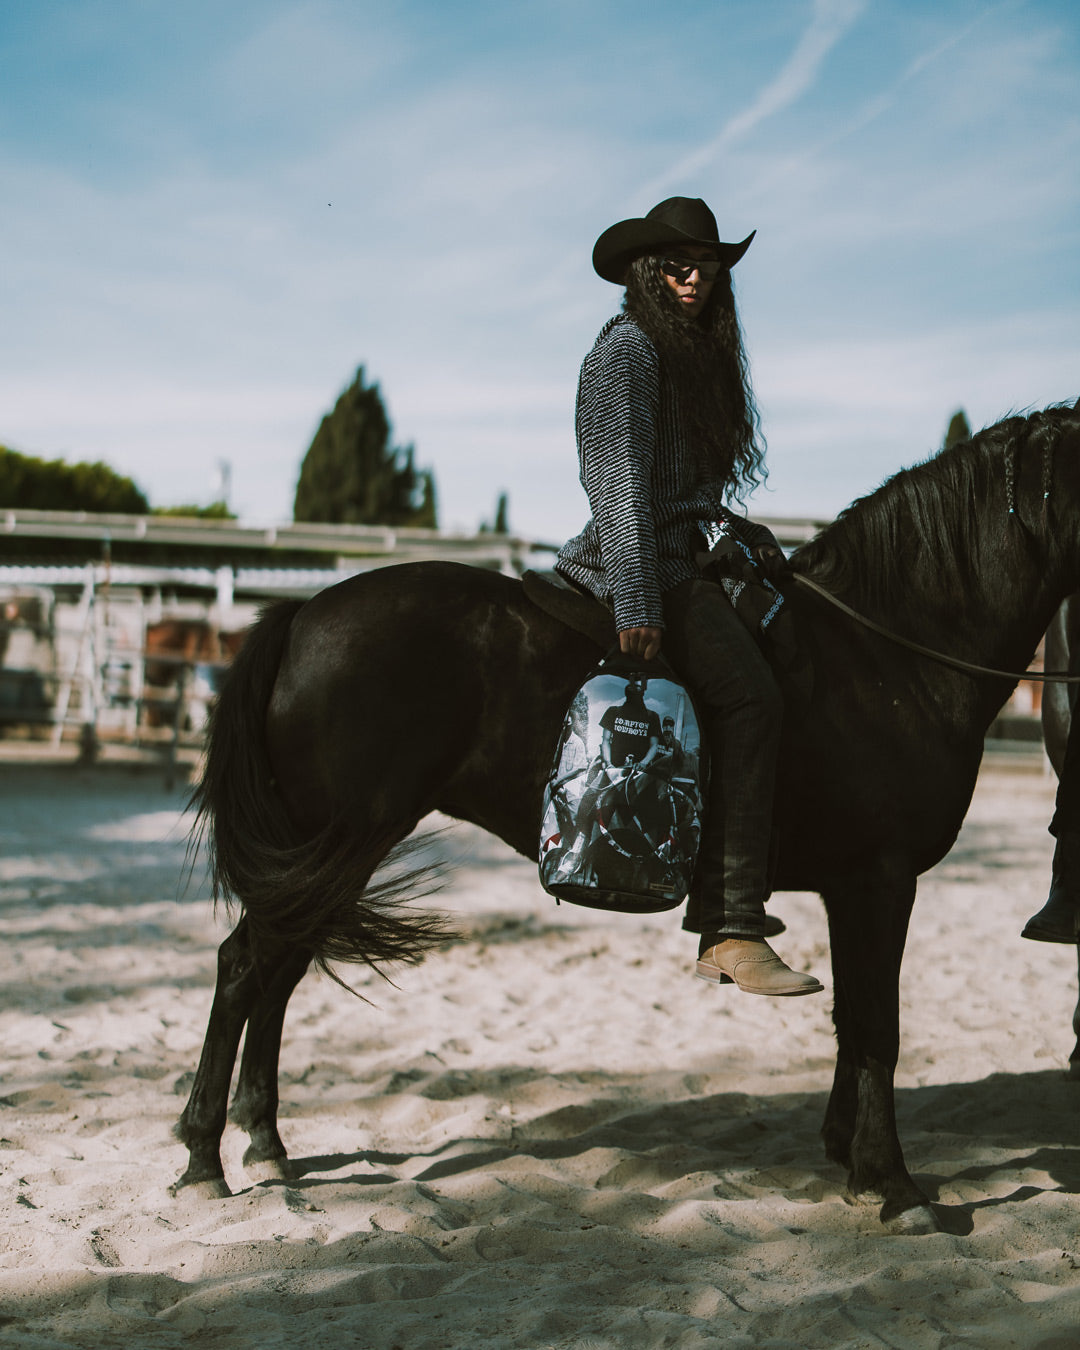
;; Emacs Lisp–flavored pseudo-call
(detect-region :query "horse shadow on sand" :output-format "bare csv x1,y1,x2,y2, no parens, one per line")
262,1064,1079,1237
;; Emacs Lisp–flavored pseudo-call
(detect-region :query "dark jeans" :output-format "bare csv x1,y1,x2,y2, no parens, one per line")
661,577,783,939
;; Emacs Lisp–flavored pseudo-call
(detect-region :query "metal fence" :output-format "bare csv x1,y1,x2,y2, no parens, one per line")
3,510,1040,769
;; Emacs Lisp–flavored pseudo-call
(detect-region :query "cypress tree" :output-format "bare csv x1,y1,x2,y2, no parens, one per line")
943,410,972,451
480,492,510,534
293,368,437,527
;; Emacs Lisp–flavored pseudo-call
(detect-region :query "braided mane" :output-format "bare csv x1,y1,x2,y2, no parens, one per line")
791,404,1080,617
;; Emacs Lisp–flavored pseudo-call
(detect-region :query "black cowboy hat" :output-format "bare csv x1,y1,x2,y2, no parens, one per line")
592,196,755,284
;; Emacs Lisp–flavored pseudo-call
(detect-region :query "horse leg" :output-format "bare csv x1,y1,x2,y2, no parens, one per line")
821,1038,858,1171
227,946,311,1180
172,920,260,1195
822,863,936,1230
820,884,865,1172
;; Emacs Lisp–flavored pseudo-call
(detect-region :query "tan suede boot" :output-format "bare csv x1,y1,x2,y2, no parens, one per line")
696,937,824,996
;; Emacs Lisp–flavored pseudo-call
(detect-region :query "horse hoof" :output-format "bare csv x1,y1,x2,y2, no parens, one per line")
881,1202,939,1234
169,1175,232,1200
244,1157,296,1183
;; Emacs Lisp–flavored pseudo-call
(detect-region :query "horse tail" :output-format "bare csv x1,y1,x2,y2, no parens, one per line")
190,600,451,985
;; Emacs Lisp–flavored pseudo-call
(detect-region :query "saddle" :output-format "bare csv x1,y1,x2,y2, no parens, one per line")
521,570,615,648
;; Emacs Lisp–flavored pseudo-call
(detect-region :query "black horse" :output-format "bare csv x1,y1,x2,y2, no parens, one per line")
1040,595,1080,1077
176,403,1080,1230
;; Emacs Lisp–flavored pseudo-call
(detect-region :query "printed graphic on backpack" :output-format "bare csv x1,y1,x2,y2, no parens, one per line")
539,653,707,913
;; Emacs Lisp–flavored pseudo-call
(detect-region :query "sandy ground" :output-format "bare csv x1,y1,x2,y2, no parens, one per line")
0,757,1078,1349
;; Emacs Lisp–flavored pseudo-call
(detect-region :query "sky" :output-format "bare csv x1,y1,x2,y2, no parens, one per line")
1,0,1078,542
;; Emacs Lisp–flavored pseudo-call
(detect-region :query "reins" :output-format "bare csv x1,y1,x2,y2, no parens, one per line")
792,573,1080,685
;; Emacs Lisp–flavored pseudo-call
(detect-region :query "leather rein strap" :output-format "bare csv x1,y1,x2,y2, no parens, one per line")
793,574,1080,685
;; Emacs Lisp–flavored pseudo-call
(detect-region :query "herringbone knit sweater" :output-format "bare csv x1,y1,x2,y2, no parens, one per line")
556,314,745,632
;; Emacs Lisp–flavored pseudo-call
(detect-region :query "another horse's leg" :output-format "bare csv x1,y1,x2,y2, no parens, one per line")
172,919,260,1195
822,862,936,1230
1071,948,1080,1081
227,946,312,1181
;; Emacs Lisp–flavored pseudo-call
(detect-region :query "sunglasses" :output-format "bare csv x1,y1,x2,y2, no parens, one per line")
658,256,726,283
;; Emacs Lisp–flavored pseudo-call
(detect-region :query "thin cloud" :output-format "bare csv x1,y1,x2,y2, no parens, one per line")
638,0,866,201
746,0,1034,194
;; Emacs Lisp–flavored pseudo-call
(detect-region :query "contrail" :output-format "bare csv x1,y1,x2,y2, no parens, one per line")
636,0,866,203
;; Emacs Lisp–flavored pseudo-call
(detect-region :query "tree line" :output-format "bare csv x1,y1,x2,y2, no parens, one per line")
0,367,456,529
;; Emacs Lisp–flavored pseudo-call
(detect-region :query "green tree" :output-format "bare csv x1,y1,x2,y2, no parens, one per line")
151,501,236,520
293,368,437,527
943,410,972,451
0,446,149,513
479,491,510,534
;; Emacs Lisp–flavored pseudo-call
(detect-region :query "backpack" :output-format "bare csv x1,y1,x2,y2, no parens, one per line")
538,650,708,913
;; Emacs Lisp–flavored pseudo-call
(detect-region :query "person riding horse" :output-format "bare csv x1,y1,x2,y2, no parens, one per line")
177,389,1080,1221
555,195,821,996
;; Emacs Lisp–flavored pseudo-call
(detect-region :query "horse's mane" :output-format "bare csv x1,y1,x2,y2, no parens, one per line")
791,403,1080,615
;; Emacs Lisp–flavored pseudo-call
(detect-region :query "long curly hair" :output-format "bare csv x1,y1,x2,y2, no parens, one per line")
622,255,765,502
